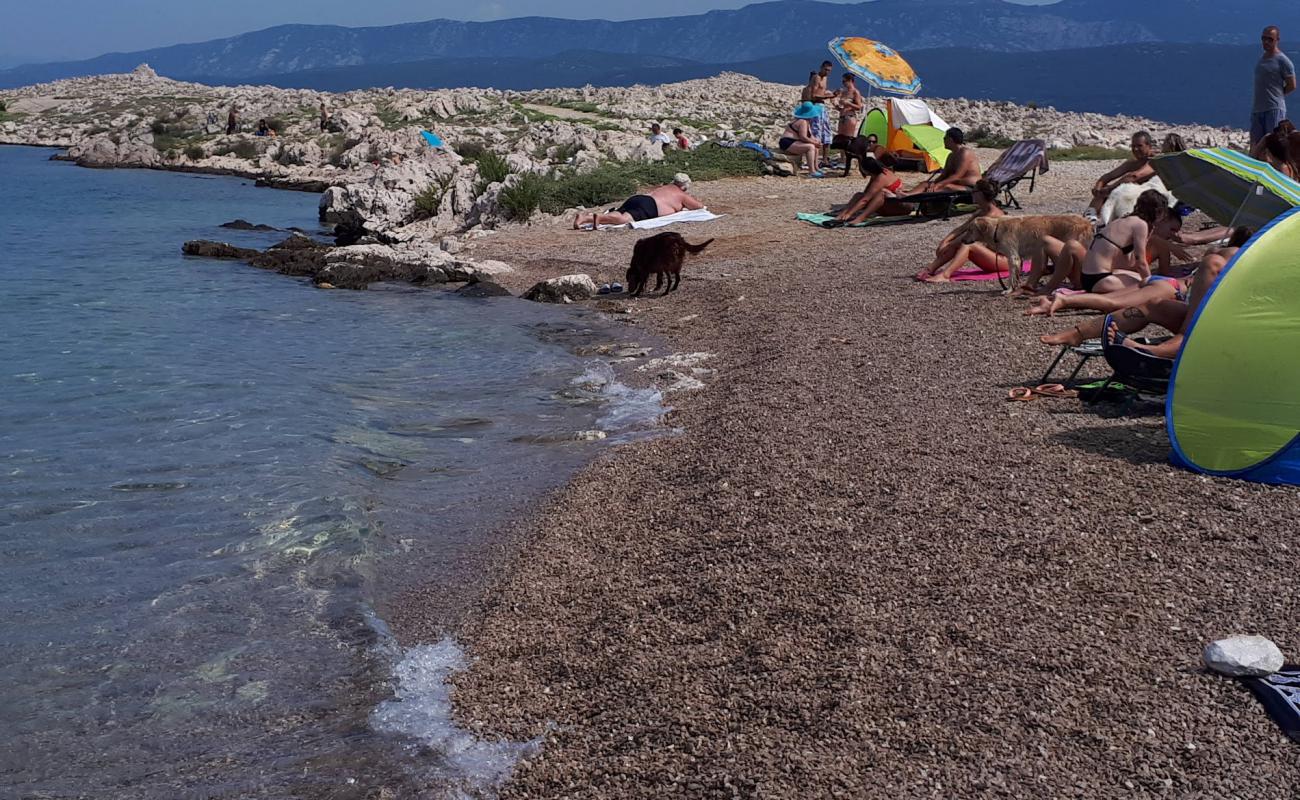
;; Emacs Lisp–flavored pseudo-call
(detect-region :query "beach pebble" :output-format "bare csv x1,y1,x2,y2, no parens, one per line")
1203,635,1284,677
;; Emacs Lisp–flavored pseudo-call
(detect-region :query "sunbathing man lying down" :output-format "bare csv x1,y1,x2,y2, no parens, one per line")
574,173,702,229
1038,228,1252,351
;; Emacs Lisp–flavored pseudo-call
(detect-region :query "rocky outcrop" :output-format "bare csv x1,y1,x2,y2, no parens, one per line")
181,234,506,290
522,274,598,304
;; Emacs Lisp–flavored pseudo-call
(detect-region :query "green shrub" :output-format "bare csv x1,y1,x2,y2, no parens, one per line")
967,125,1014,149
499,172,550,221
1049,145,1130,161
475,151,511,185
150,118,169,135
0,99,7,112
184,144,205,160
413,176,454,220
454,140,487,160
265,117,287,134
539,165,640,214
216,140,260,160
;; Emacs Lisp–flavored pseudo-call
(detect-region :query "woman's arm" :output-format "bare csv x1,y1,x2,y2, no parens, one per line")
1131,224,1152,281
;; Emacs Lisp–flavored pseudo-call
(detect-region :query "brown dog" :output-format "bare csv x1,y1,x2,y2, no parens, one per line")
626,232,713,297
961,215,1094,294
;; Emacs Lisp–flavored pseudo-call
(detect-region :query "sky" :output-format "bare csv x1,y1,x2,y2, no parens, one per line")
0,0,1057,65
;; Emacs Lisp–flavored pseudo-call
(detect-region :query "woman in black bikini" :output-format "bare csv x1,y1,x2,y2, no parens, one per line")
780,102,824,176
1056,189,1175,294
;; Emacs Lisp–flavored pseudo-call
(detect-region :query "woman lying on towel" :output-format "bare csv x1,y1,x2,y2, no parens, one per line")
916,180,1022,282
1037,229,1251,348
825,154,916,226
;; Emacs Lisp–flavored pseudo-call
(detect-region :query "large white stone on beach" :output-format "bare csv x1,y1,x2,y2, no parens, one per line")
522,274,597,303
1203,635,1284,677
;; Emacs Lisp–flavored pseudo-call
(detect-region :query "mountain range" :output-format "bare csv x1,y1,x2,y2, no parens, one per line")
0,0,1294,128
2,0,1296,89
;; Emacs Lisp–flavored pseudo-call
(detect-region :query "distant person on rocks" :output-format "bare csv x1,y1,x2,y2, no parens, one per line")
1250,25,1296,147
226,106,239,135
1083,130,1156,221
319,101,330,132
835,73,864,137
779,102,824,176
673,128,691,150
649,123,672,148
899,127,981,194
573,173,702,229
255,119,271,137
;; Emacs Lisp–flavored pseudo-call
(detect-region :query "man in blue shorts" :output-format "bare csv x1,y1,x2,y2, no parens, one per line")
1251,25,1296,147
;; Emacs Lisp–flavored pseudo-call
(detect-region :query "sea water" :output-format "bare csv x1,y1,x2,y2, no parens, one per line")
0,146,658,797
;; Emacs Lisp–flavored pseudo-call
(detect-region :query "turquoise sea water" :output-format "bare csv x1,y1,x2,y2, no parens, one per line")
0,146,656,797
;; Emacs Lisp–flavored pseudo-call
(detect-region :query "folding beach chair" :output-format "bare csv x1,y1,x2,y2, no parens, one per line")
1088,321,1174,408
900,139,1050,214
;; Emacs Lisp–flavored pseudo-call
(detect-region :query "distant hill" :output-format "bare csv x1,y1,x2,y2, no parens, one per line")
195,43,1257,128
2,0,1296,88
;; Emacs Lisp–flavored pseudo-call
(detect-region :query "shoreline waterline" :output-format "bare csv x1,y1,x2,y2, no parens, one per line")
0,143,671,797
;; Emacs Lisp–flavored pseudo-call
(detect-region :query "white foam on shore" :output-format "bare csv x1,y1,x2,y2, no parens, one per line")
570,362,666,436
371,638,541,795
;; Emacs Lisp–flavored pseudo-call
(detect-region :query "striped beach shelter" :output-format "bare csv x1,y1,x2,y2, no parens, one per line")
1167,207,1300,484
1152,147,1300,229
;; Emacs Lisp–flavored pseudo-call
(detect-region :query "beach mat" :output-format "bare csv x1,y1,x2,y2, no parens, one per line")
1243,665,1300,743
797,212,913,228
580,208,723,231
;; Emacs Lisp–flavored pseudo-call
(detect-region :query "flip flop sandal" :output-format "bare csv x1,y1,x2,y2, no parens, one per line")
1031,383,1079,399
1007,387,1035,402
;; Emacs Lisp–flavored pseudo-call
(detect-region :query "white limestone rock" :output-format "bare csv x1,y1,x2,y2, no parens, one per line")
1203,635,1285,678
522,274,598,303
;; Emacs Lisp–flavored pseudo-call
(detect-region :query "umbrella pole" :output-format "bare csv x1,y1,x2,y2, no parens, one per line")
1225,181,1260,231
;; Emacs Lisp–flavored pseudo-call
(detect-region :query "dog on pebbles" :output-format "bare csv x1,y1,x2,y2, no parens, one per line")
626,232,713,297
961,215,1094,294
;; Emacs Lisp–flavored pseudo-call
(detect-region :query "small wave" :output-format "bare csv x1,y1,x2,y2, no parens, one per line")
568,362,665,437
371,638,541,795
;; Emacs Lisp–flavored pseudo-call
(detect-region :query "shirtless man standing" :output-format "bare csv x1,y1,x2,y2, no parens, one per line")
902,127,981,194
574,173,703,229
836,74,865,137
1085,131,1156,221
805,61,837,167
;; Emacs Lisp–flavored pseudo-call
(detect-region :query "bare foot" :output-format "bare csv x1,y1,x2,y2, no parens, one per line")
923,274,951,283
1024,297,1052,316
1040,325,1085,347
915,268,934,281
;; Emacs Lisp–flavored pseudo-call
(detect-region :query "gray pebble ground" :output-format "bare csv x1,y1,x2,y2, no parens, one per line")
393,152,1300,798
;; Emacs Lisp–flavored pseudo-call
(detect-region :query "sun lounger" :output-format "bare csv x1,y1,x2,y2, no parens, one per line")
905,139,1050,212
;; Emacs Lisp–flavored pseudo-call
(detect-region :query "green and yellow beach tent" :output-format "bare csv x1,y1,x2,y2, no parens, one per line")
858,98,950,171
1167,206,1300,484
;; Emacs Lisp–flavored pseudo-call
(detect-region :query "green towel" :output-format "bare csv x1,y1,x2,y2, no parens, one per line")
796,212,914,228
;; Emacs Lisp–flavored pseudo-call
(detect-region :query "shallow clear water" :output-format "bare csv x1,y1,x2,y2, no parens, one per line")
0,147,657,797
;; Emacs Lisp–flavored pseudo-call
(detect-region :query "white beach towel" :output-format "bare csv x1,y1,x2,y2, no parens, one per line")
580,208,724,231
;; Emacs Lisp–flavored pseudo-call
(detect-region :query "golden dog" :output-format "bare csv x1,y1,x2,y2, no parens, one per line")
961,215,1094,294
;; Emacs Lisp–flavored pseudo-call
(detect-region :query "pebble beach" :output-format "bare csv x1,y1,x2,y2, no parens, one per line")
391,157,1300,797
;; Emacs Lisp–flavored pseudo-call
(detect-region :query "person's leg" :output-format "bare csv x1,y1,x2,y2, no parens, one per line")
835,189,874,222
920,238,962,278
1036,237,1080,295
789,142,817,173
1041,304,1151,346
845,190,887,223
1026,280,1176,316
1088,185,1112,214
1092,271,1143,293
582,210,634,227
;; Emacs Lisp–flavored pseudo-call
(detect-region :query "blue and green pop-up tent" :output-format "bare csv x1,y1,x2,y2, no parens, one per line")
1167,206,1300,484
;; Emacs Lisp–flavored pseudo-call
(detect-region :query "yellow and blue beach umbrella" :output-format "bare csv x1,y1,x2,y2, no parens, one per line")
1153,147,1300,230
1168,207,1300,484
828,37,922,96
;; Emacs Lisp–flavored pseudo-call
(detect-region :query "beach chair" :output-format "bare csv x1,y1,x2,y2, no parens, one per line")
1088,321,1173,408
900,139,1050,213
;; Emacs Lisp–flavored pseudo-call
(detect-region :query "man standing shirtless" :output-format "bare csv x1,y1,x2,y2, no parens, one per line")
574,173,703,229
902,128,981,194
805,61,837,167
